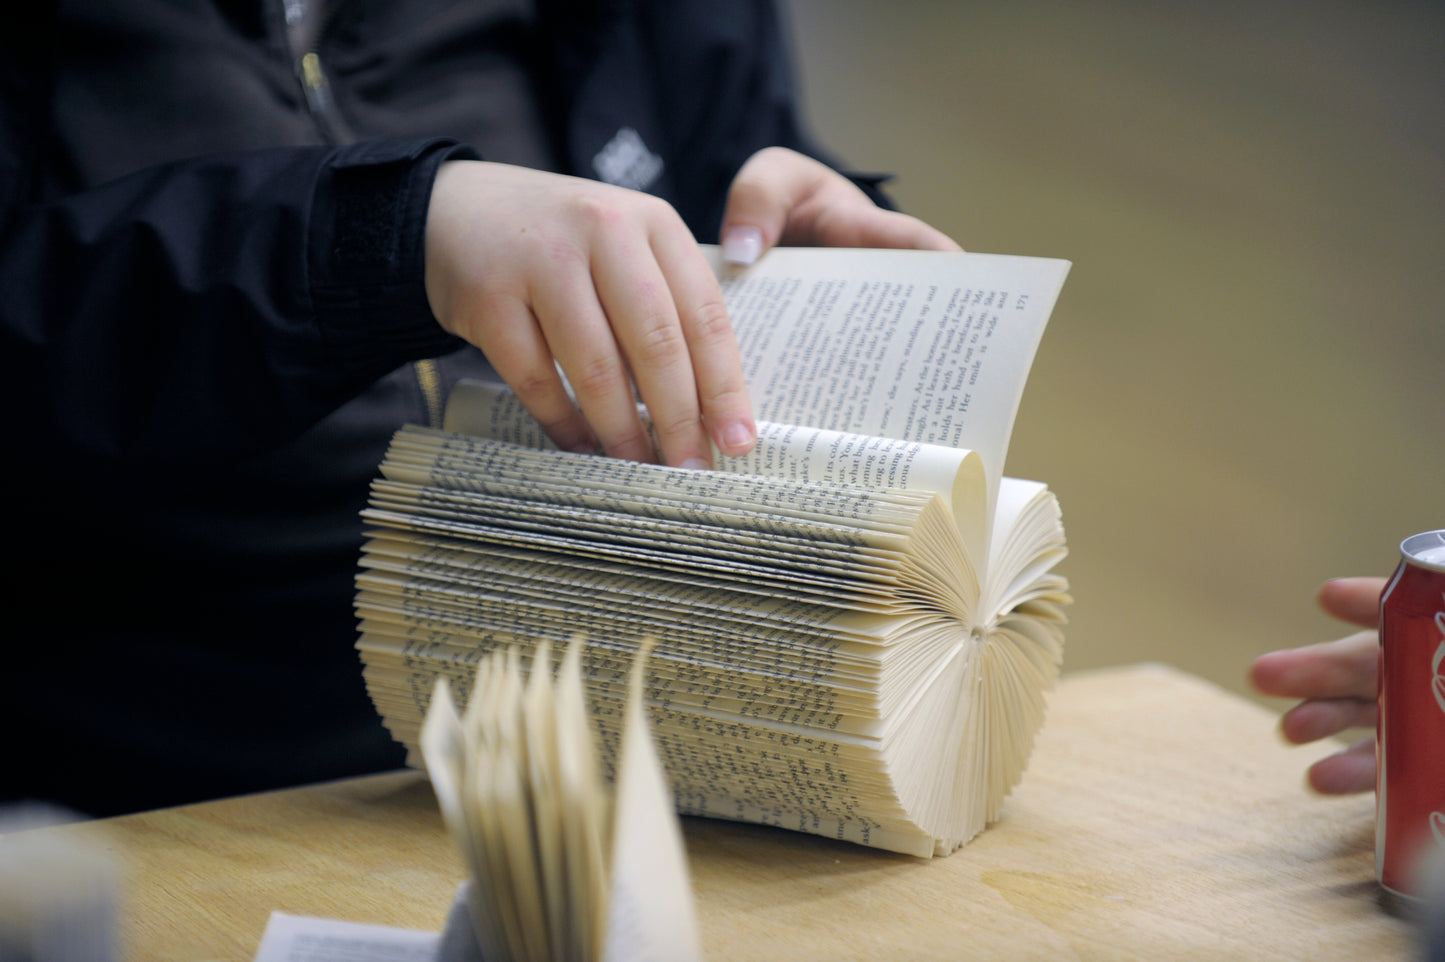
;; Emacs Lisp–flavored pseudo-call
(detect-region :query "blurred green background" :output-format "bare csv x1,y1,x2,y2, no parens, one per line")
781,0,1445,708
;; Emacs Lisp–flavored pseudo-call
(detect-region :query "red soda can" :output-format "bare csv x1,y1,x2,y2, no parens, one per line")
1377,528,1445,901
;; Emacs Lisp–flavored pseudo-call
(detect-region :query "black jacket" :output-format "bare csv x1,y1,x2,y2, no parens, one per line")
0,0,888,815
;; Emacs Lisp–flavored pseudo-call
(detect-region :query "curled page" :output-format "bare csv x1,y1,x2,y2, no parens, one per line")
601,641,703,962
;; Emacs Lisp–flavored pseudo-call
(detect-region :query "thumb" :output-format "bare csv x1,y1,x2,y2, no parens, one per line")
718,148,833,265
1317,577,1389,629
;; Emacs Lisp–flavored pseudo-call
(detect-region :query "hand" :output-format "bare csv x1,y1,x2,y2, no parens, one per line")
717,147,962,265
1249,577,1386,794
424,161,757,469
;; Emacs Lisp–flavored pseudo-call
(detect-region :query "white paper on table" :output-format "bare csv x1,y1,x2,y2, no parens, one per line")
252,911,440,962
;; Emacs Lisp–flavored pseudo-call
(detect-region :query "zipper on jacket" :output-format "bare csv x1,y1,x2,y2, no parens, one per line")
288,7,354,145
282,0,446,428
299,52,336,128
415,358,445,428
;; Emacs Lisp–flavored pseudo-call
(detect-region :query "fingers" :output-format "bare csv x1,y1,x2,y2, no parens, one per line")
1305,736,1377,795
648,222,756,460
825,207,963,252
719,147,962,265
1248,575,1387,798
1250,629,1380,701
472,292,599,456
718,147,819,260
1278,695,1378,745
424,161,755,468
530,235,658,463
1316,577,1388,629
582,211,756,466
1252,627,1379,792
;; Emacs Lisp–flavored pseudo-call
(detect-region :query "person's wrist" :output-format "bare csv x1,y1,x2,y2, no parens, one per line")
423,159,468,337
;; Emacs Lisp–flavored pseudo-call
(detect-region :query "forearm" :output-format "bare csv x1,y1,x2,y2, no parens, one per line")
0,138,469,468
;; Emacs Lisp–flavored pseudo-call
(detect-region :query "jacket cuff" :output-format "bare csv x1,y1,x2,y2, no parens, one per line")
308,138,479,362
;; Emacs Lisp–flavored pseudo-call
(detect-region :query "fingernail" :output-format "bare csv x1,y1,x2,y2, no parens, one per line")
721,225,764,265
720,421,755,453
680,457,710,471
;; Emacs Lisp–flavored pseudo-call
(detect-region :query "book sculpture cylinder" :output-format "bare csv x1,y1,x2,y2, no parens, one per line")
355,247,1073,857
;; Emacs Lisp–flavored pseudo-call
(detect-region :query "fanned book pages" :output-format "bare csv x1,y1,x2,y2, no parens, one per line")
356,246,1073,857
421,638,702,962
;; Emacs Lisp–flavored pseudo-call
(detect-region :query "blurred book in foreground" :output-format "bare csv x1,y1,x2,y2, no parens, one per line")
254,638,697,962
420,637,700,962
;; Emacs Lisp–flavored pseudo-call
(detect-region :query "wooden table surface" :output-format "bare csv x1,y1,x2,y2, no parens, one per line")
21,664,1420,960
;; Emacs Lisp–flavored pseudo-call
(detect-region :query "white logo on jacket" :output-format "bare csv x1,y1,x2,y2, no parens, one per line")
593,127,664,191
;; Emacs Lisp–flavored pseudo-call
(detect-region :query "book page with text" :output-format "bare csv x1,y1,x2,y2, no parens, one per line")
443,383,989,562
706,246,1066,511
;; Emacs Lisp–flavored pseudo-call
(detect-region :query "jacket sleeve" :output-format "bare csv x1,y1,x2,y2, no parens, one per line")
0,86,470,470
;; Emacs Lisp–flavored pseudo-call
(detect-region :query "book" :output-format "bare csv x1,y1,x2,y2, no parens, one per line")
418,637,703,962
354,245,1072,859
249,642,700,962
